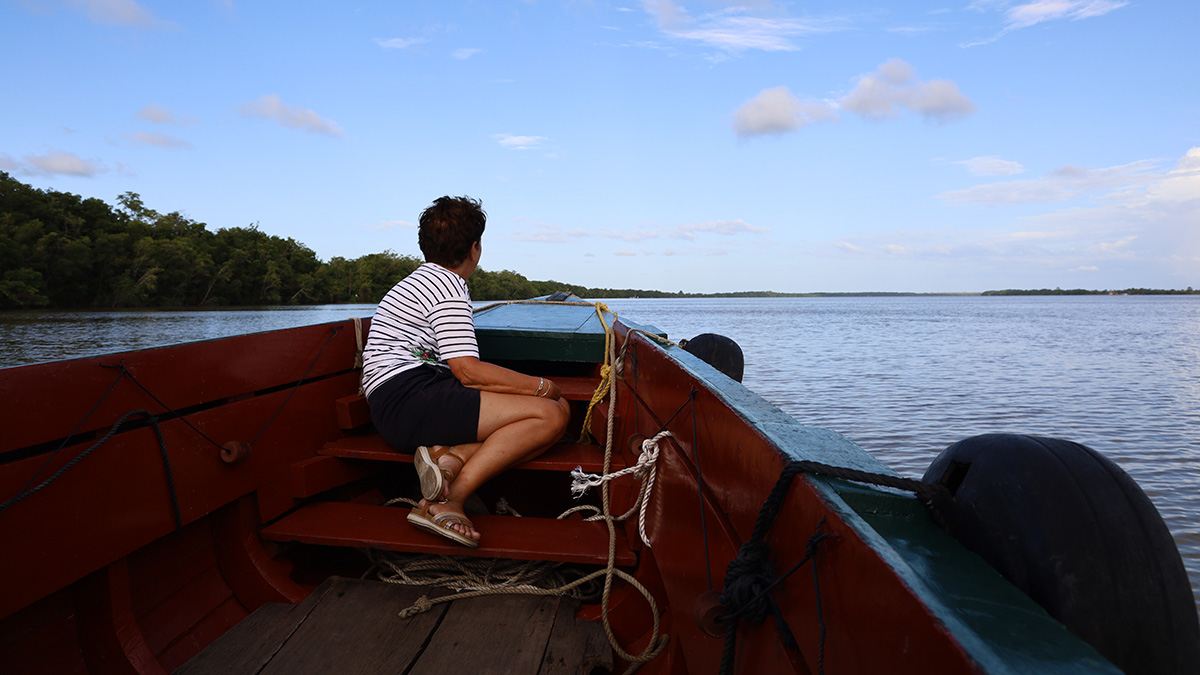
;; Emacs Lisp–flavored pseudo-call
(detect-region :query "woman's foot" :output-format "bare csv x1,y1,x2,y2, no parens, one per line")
415,445,465,502
415,498,481,544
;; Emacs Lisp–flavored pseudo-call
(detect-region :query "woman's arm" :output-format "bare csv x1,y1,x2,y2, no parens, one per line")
446,356,562,399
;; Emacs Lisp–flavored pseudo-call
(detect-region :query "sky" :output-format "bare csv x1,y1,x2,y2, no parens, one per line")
1,0,1198,294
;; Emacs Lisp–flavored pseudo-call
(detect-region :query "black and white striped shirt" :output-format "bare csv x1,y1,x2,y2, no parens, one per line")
361,263,479,396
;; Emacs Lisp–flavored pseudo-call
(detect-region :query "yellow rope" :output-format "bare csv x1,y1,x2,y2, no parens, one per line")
578,301,616,444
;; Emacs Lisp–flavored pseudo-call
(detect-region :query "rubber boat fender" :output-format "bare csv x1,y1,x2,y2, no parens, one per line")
680,333,744,382
923,433,1200,675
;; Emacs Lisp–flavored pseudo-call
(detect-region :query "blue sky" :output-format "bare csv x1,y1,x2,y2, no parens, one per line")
2,1,1197,293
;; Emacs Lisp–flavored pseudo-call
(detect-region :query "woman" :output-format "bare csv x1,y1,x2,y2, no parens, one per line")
361,196,570,547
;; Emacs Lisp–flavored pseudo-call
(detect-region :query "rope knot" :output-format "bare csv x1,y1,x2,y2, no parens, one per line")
720,539,778,624
569,431,669,546
398,594,434,618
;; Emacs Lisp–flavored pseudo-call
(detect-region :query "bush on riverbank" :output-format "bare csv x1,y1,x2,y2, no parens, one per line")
0,173,621,308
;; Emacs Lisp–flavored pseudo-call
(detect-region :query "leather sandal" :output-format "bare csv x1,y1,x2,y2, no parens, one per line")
406,504,478,548
414,445,465,503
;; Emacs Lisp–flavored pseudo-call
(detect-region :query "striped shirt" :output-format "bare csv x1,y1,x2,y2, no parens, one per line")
361,263,479,396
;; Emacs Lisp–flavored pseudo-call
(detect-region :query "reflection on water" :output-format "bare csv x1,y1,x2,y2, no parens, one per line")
3,296,1199,608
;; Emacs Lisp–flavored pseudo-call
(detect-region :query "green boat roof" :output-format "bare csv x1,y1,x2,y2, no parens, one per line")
474,300,663,362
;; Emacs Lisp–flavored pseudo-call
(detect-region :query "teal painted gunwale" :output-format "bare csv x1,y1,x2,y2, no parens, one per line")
473,300,1120,674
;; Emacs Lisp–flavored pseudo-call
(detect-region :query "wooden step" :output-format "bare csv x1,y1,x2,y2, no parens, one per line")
319,436,624,473
554,375,603,402
261,502,636,566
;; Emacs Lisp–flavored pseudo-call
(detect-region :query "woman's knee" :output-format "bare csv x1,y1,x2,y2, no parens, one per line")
539,398,569,435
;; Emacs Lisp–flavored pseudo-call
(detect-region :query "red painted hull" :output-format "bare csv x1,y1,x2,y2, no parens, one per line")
0,317,1119,674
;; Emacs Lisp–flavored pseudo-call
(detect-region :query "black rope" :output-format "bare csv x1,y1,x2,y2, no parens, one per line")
810,529,829,675
107,324,341,450
717,460,949,675
108,362,226,451
1,410,182,531
0,367,125,519
690,389,714,591
655,388,695,436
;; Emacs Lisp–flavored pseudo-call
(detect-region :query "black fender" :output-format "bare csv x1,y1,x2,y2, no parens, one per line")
924,433,1200,675
680,333,744,383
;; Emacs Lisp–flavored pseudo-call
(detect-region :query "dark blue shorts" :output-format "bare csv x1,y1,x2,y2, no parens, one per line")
366,365,481,451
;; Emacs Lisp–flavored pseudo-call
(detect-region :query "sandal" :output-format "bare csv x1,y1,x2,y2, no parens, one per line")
407,504,479,549
414,445,465,503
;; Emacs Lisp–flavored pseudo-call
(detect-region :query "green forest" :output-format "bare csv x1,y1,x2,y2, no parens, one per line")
0,172,679,309
2,172,1194,309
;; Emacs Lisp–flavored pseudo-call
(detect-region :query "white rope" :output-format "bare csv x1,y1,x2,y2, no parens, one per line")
569,430,671,547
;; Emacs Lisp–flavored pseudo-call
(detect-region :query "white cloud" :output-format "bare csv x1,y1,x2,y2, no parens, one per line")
957,156,1024,176
732,86,838,138
640,1,837,54
615,250,638,256
376,37,429,50
1005,0,1127,30
239,94,344,136
966,0,1127,45
65,0,172,28
938,159,1161,205
920,147,1200,280
136,104,174,124
452,48,482,60
7,150,107,177
731,59,973,137
494,134,548,150
134,104,197,126
841,59,976,123
674,219,771,238
128,131,191,149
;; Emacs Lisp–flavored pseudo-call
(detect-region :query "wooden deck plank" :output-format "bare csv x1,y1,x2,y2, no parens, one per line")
318,436,623,473
173,603,293,675
178,578,614,675
408,594,561,675
540,594,613,675
261,502,637,566
258,579,446,675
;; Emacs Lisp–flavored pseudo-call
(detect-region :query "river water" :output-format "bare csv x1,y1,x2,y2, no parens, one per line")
3,296,1199,608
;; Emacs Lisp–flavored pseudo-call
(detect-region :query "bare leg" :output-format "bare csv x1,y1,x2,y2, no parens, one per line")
426,392,569,542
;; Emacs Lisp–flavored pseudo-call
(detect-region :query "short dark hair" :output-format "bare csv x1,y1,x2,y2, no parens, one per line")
418,196,486,268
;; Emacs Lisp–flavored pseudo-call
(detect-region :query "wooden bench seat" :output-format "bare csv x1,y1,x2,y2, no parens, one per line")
261,502,636,566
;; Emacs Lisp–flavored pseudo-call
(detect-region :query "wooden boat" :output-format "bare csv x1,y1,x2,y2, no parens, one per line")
2,299,1196,674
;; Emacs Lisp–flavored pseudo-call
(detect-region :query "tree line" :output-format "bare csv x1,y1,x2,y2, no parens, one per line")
3,173,1193,309
981,288,1197,296
0,173,681,309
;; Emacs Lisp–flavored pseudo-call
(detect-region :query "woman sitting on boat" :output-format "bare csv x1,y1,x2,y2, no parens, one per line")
361,196,570,548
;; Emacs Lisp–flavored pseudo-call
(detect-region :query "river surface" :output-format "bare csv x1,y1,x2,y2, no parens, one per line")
3,296,1199,608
